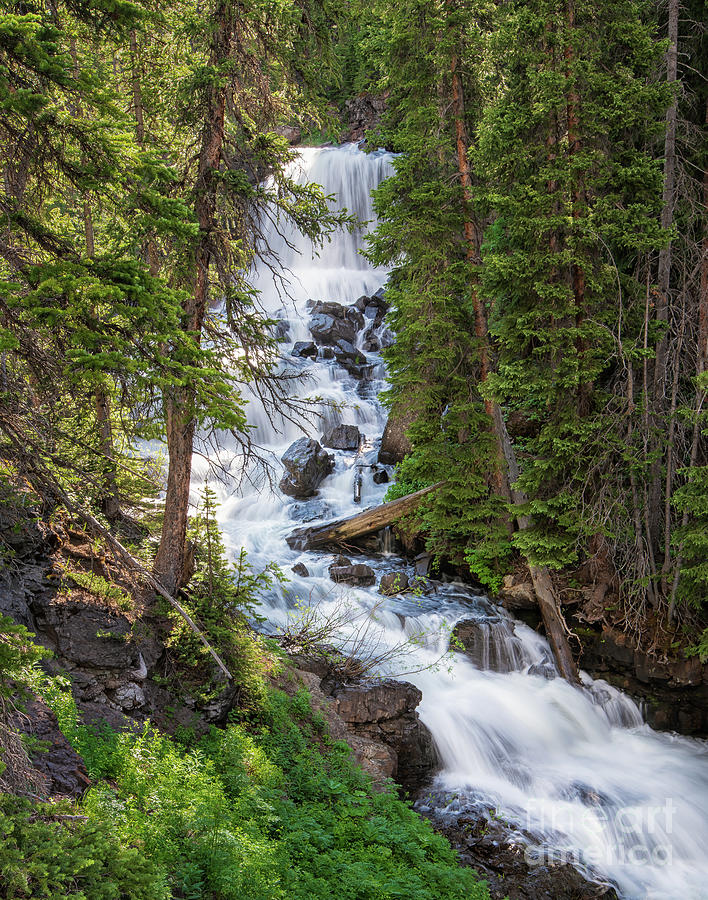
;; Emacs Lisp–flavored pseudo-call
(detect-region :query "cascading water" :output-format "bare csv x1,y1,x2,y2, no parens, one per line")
200,144,708,900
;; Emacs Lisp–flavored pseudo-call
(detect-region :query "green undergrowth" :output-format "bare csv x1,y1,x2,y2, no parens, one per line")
2,615,490,900
4,681,489,900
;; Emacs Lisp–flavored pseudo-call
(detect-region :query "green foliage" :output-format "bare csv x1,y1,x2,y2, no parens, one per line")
0,614,50,704
42,684,489,900
0,793,167,900
164,486,284,705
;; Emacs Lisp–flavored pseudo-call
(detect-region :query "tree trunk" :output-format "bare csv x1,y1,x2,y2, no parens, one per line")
286,483,445,550
653,0,680,402
450,51,510,502
129,29,145,146
565,0,591,416
450,38,578,683
649,0,680,549
153,1,228,594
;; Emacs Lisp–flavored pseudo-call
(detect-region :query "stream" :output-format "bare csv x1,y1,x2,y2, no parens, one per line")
196,144,708,900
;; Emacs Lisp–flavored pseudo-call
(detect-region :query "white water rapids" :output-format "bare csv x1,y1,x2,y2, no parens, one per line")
193,144,708,900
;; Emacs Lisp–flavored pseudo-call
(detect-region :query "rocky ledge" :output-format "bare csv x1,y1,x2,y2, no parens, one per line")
279,657,438,793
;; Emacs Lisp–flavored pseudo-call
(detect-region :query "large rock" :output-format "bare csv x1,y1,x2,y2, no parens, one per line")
321,424,361,451
379,572,409,595
329,563,376,587
279,438,334,498
378,410,414,465
309,301,364,347
291,341,317,359
333,679,437,791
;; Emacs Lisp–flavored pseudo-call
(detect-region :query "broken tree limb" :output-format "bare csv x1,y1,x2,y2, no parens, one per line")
286,482,444,550
70,507,233,681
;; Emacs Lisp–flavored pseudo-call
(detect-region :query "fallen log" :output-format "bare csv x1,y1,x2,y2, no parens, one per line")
286,482,444,550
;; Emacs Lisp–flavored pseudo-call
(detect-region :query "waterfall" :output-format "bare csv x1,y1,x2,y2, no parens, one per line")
203,143,708,900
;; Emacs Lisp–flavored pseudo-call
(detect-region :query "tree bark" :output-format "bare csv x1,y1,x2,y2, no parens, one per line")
565,0,591,416
153,1,229,595
653,0,680,402
450,51,511,502
450,35,578,683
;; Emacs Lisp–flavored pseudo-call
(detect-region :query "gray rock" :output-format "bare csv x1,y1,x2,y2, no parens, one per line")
309,302,364,347
328,555,352,572
329,563,376,587
279,438,334,498
288,499,332,523
292,340,317,358
332,679,437,792
379,572,409,595
113,682,146,711
292,563,310,577
378,410,414,465
321,424,361,451
362,333,381,353
372,467,389,485
271,319,290,342
354,294,372,311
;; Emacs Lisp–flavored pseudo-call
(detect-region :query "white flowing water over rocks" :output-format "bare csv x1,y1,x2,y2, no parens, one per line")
197,144,708,900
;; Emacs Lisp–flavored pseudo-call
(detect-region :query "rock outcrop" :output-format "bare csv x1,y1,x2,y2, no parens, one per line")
278,660,437,792
341,93,387,144
578,625,708,736
332,680,437,792
309,301,363,346
279,438,335,498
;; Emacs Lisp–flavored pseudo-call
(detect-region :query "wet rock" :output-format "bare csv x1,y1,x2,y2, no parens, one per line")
288,499,332,523
354,294,372,311
378,328,395,350
279,438,334,499
270,319,290,342
362,330,381,353
379,572,409,595
378,410,413,465
329,554,352,569
334,339,366,365
309,301,364,347
333,679,437,791
321,424,361,451
419,792,619,900
329,563,376,587
319,346,335,360
292,340,317,359
452,618,533,674
414,552,432,576
292,562,310,577
371,286,387,305
578,625,708,736
372,467,389,485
